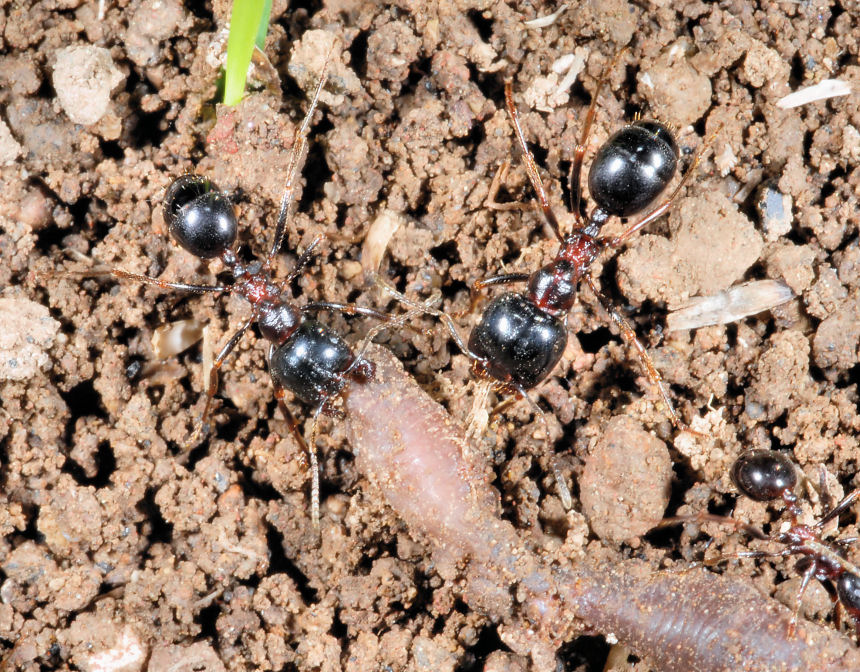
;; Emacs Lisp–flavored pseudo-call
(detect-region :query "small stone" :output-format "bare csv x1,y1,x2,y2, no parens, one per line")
53,45,125,125
756,182,793,241
0,297,60,381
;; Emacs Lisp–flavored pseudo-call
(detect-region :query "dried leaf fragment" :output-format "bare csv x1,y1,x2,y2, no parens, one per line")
776,79,852,109
667,280,794,331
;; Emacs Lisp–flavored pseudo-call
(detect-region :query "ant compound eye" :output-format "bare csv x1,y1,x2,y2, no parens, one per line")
731,450,797,502
164,174,210,218
588,121,679,218
633,120,679,159
837,572,860,615
163,175,237,259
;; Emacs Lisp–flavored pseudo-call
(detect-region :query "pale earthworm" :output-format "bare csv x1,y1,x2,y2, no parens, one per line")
344,345,860,672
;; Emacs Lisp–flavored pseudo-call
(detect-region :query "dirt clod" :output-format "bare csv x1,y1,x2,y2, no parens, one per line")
148,641,226,672
617,189,763,306
52,45,125,126
62,617,146,672
579,416,672,545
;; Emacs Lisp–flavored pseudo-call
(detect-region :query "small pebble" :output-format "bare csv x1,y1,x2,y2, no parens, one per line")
53,45,124,125
0,297,60,381
756,182,793,241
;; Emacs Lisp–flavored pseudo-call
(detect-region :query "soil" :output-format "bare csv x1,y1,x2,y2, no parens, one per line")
1,0,859,671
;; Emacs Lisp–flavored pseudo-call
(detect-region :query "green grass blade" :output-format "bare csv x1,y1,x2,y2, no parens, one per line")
223,0,267,106
254,0,272,50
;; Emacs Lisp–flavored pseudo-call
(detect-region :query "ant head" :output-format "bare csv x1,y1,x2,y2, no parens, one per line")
836,572,860,618
163,175,238,259
587,120,679,219
731,450,797,502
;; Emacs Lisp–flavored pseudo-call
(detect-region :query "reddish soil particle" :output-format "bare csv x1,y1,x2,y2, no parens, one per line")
2,0,860,670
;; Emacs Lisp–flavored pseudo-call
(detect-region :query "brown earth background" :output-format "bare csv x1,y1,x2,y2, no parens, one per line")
1,0,860,670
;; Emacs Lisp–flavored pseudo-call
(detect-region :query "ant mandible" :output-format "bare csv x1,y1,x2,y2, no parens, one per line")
73,58,411,529
661,450,860,637
383,51,718,507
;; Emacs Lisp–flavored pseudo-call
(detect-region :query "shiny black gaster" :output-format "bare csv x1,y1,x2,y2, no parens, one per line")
163,175,238,259
269,321,361,407
469,293,566,390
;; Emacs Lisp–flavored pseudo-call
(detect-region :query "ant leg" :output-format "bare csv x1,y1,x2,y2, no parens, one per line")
304,400,328,532
279,233,326,290
788,561,818,638
455,272,530,319
488,395,517,422
343,289,443,381
64,268,229,294
817,487,860,529
376,278,477,359
513,382,573,510
485,159,533,212
833,595,843,632
504,81,564,241
584,274,700,435
605,123,724,249
567,48,628,221
700,546,794,569
303,293,437,363
266,52,332,265
272,382,321,533
473,272,530,292
184,317,253,448
301,301,392,322
657,511,769,541
661,545,793,576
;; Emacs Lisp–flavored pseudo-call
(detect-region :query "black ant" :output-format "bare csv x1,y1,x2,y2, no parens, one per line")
382,52,718,506
66,61,422,529
661,450,860,637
